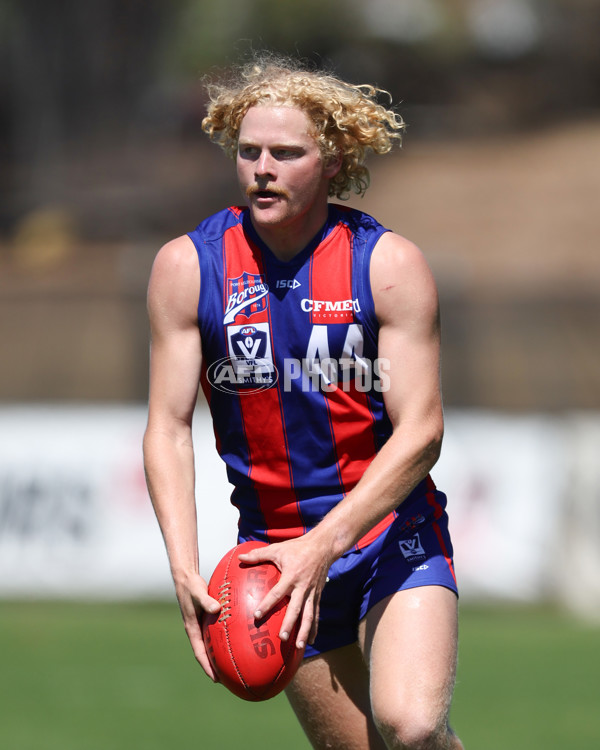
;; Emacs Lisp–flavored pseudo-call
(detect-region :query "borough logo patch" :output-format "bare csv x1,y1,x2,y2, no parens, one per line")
224,272,269,324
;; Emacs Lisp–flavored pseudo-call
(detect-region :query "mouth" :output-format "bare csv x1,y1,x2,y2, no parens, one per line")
246,186,289,201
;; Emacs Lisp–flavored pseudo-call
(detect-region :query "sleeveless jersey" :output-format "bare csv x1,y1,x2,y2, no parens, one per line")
189,204,430,546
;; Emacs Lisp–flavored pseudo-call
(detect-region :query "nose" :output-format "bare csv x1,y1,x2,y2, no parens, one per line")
255,149,276,180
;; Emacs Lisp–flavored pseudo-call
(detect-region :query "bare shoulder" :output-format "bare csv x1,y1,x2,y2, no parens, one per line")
149,234,198,288
370,231,439,327
147,234,199,328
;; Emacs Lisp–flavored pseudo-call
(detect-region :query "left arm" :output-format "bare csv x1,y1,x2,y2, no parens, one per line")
240,231,444,646
315,231,444,553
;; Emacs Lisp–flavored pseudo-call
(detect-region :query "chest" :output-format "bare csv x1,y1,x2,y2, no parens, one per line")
205,231,377,393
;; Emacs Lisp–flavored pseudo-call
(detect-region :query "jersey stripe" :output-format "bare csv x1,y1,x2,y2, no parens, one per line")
308,224,396,549
309,226,376,490
222,225,304,541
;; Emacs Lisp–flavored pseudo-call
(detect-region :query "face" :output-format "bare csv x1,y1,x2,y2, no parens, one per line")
236,105,340,240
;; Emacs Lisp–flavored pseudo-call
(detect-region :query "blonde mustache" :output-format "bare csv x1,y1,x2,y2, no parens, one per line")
246,185,290,200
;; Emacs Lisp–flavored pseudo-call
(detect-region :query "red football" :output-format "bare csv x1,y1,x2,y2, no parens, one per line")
202,541,305,701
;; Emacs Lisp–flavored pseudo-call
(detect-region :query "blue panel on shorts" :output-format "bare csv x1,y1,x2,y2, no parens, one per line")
304,490,458,659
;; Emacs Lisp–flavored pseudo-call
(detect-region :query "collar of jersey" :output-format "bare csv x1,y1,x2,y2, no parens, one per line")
240,204,341,268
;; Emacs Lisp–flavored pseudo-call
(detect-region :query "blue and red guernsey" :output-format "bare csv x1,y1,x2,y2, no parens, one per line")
189,204,431,547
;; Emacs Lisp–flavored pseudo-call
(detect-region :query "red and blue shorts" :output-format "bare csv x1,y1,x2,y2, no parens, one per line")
304,488,458,659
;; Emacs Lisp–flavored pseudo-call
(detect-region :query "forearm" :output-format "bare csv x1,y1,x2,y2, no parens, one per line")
143,425,199,583
143,422,221,676
240,418,443,647
309,419,442,562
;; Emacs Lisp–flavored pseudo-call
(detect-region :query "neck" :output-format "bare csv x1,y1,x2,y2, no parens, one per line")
250,204,330,262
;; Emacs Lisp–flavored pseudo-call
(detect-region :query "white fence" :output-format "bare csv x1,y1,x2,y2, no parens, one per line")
1,405,599,618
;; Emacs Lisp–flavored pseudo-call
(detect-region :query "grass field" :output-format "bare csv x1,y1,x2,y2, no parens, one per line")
1,601,599,749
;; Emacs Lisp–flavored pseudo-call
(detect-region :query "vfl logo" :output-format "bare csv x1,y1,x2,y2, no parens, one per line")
224,272,269,324
207,322,278,394
398,533,427,563
231,325,267,359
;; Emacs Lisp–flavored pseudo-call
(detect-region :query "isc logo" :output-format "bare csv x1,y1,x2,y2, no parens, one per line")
275,279,301,289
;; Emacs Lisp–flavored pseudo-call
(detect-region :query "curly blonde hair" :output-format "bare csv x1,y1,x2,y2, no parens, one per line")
202,54,405,199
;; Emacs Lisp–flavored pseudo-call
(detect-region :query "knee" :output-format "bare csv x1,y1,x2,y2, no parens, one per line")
372,702,448,750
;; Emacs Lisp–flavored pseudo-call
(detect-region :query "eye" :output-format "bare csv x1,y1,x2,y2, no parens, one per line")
273,148,301,160
239,144,259,159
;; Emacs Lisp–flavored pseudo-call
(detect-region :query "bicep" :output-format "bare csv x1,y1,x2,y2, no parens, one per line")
146,236,202,431
371,233,442,430
148,321,202,429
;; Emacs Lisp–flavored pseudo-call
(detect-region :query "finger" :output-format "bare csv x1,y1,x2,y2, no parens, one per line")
197,591,221,615
283,593,320,649
252,580,289,620
278,590,306,644
237,547,276,566
308,599,321,645
182,605,221,682
190,632,220,682
177,594,222,681
294,600,316,651
176,578,221,618
179,611,214,678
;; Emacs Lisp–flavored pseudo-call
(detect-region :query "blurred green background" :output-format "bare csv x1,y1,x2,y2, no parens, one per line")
1,2,599,748
2,601,599,749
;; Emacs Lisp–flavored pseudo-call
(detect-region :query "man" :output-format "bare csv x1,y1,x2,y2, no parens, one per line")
143,54,463,750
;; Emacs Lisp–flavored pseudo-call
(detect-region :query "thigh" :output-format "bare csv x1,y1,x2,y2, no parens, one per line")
285,643,387,750
359,586,459,736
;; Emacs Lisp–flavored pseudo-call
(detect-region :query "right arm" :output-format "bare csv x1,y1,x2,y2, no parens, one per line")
142,234,220,679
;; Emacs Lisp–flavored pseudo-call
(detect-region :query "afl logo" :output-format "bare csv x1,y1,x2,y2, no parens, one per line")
207,356,279,394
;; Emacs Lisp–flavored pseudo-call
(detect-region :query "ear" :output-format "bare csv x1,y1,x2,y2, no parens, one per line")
323,151,342,179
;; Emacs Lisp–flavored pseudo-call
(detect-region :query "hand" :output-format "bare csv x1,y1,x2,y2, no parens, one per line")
173,572,222,681
238,534,333,650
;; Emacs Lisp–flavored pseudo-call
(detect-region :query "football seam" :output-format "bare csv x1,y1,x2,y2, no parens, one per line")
222,548,252,694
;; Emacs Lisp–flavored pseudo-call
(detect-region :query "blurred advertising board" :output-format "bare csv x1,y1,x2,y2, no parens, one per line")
0,405,235,599
0,406,599,615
